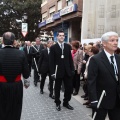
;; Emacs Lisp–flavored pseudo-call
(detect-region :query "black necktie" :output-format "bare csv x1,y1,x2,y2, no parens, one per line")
110,56,115,74
110,56,119,83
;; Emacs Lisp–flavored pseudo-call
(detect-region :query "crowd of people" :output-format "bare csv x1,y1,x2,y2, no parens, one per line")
0,30,120,120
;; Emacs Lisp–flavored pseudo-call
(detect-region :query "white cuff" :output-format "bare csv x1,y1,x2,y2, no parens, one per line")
91,101,98,103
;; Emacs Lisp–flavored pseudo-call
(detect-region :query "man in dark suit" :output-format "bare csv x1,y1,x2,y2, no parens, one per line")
87,31,120,120
32,37,44,86
38,40,54,99
0,32,30,120
49,30,75,111
23,41,32,76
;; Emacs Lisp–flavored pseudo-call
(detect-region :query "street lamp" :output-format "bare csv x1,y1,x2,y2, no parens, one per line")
22,13,28,22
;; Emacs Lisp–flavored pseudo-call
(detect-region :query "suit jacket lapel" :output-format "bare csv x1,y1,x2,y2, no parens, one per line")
115,54,120,82
45,49,49,57
56,43,62,53
101,50,116,80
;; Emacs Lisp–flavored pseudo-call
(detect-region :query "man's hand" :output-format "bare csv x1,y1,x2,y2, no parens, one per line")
24,79,30,89
51,74,56,81
91,102,98,111
83,60,86,64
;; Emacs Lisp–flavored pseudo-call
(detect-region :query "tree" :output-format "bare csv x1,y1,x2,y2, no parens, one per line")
0,0,42,41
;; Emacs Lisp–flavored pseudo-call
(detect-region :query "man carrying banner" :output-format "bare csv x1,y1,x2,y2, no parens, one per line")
32,37,44,86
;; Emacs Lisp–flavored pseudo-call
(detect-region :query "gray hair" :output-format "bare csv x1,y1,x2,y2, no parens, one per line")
101,31,118,42
35,37,40,41
47,40,53,44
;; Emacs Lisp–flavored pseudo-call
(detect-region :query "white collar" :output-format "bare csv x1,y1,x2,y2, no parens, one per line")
104,49,115,64
57,41,64,48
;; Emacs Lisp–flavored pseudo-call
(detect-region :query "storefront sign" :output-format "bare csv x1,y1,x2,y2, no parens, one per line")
53,12,60,20
60,4,77,16
46,17,54,24
38,20,46,28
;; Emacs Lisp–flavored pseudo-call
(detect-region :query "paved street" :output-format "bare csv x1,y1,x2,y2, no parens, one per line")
21,71,92,120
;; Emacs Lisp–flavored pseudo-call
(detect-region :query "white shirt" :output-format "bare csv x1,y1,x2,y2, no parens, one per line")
57,41,64,49
47,47,50,54
27,46,30,54
104,49,118,74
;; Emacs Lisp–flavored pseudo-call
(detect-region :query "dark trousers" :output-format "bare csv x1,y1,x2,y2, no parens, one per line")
55,75,73,105
28,60,32,74
40,73,54,95
92,96,120,120
73,70,80,93
34,69,40,83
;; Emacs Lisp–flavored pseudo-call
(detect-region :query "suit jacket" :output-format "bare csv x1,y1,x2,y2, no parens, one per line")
81,53,89,73
49,43,74,78
32,44,44,62
87,50,120,109
0,46,29,82
23,46,33,62
72,48,83,74
38,48,49,74
84,55,93,79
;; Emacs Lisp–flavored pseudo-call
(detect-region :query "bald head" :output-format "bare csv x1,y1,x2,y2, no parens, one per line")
3,32,15,45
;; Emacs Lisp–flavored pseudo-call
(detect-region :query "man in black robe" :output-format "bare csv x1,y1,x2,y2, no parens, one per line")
0,32,30,120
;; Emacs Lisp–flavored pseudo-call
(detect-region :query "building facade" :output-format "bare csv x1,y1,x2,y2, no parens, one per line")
81,0,120,40
38,0,83,42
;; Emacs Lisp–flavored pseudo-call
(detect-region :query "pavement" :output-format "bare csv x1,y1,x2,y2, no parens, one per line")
20,70,110,120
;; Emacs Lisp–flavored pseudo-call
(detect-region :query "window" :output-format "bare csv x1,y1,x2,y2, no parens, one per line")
42,12,47,21
98,25,104,37
41,0,47,7
99,5,104,18
50,12,55,17
111,26,117,32
49,6,55,17
67,0,73,6
111,5,116,18
57,0,62,11
42,0,47,4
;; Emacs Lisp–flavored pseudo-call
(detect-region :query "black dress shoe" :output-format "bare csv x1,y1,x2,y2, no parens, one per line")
63,104,74,110
73,92,78,96
34,82,37,86
49,94,55,99
38,79,41,82
86,104,92,108
56,105,61,111
83,101,90,105
40,90,44,94
84,97,88,100
81,94,87,98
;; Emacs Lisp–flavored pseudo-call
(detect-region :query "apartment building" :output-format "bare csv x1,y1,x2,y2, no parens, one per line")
38,0,83,42
81,0,120,40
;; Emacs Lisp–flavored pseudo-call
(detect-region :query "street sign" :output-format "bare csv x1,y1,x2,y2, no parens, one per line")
21,23,28,37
